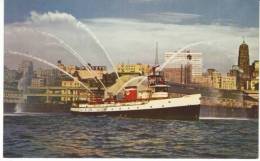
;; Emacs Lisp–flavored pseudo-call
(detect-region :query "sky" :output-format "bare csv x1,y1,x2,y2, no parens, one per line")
4,0,259,73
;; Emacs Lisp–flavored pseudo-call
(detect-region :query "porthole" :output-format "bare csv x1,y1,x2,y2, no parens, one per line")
162,105,164,107
168,101,171,103
150,106,152,108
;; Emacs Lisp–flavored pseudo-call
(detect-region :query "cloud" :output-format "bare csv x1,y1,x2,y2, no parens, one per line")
83,18,258,72
140,12,201,24
4,11,259,74
128,0,159,3
29,11,77,23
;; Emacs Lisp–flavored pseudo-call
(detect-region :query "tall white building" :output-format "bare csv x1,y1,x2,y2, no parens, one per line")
164,50,203,76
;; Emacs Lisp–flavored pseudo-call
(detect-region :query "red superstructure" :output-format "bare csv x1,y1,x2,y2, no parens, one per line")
124,86,137,101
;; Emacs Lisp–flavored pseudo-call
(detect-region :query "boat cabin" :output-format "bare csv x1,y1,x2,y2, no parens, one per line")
148,66,170,99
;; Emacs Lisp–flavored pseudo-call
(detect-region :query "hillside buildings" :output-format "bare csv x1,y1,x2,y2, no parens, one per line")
248,60,259,90
33,68,61,87
117,63,151,76
57,60,107,80
192,69,237,90
4,66,21,90
192,40,258,91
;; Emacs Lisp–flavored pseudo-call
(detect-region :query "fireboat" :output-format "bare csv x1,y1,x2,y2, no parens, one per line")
70,66,201,120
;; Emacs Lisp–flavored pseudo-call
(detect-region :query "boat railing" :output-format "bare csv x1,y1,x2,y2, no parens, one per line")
87,100,149,108
76,98,152,108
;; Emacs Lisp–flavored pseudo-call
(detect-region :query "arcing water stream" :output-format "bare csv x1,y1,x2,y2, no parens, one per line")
159,41,212,71
6,50,94,94
13,19,123,91
75,21,120,80
134,41,212,88
115,76,146,95
12,25,212,97
38,30,108,91
16,27,107,91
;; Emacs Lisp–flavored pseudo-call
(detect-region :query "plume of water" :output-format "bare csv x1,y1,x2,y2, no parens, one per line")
135,41,213,87
6,50,94,94
16,59,33,113
136,76,148,87
134,58,189,88
75,22,120,79
136,59,190,88
26,12,119,79
37,30,107,90
115,76,146,95
15,27,107,91
39,31,108,91
159,41,212,71
14,103,23,113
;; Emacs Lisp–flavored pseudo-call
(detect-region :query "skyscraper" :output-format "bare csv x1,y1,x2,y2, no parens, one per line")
164,50,202,76
238,40,250,77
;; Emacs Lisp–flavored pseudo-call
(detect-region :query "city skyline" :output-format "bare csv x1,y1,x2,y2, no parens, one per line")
4,0,259,73
4,42,258,76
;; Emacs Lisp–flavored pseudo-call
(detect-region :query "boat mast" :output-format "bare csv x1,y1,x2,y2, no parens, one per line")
155,41,159,66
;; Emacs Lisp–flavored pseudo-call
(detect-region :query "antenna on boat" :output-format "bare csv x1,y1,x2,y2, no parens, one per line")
154,41,159,66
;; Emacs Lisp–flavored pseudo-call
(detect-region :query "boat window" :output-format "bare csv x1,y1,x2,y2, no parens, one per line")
155,87,168,92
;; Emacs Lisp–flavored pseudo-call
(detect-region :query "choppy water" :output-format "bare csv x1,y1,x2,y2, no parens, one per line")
4,113,258,158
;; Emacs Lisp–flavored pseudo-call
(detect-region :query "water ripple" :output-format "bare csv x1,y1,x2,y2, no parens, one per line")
4,114,258,158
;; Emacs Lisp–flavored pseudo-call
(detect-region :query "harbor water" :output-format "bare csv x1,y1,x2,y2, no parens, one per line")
4,113,258,158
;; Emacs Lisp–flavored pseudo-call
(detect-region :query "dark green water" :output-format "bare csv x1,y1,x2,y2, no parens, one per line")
4,113,258,158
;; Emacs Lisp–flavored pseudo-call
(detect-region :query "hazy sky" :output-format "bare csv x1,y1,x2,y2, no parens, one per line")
4,0,259,73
